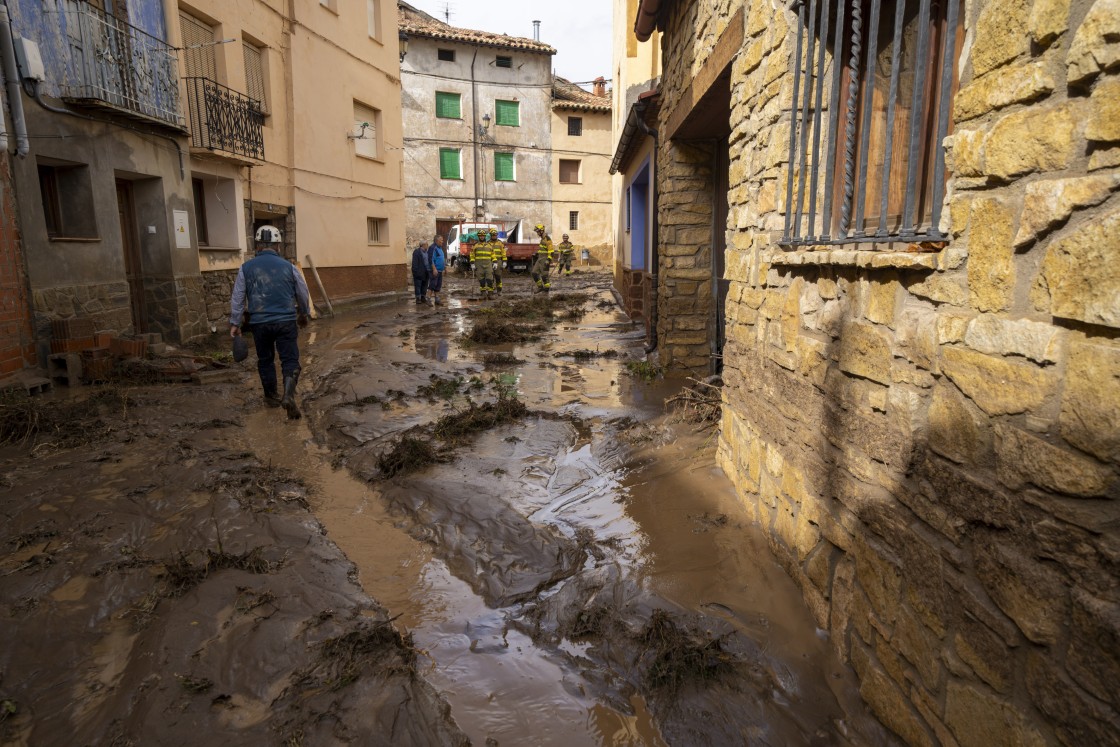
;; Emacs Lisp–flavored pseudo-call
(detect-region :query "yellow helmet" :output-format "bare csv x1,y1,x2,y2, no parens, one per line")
534,223,545,231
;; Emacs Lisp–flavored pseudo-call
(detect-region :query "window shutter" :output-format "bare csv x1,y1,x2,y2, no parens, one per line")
435,91,461,119
353,102,378,159
494,152,514,181
179,13,216,80
495,100,519,127
243,43,268,113
439,148,461,179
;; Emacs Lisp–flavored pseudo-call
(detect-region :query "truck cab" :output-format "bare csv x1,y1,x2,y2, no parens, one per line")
446,222,502,268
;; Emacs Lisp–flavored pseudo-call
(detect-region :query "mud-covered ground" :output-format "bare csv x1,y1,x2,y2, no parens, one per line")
1,268,896,746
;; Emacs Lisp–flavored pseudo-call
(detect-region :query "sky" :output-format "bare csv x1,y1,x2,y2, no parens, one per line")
407,0,614,88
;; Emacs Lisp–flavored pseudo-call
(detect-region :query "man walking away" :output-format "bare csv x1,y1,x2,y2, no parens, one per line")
230,226,310,420
557,234,575,276
411,242,430,304
531,223,553,293
428,235,446,305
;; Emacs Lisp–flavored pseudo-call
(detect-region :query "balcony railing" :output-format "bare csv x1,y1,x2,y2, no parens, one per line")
184,77,265,161
61,1,184,129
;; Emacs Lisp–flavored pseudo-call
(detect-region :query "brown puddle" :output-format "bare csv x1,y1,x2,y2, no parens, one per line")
0,269,893,745
298,271,896,746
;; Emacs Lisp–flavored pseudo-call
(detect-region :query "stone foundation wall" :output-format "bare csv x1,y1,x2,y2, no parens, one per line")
202,269,239,331
656,0,1120,743
31,281,134,343
145,275,208,343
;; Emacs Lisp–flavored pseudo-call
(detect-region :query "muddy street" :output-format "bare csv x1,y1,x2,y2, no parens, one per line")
1,268,893,745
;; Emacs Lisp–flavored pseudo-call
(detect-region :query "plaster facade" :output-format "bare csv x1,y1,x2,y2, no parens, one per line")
640,0,1120,742
398,3,554,246
551,85,613,266
173,0,406,325
3,0,208,351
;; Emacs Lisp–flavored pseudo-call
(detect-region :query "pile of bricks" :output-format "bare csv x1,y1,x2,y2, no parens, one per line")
47,319,163,386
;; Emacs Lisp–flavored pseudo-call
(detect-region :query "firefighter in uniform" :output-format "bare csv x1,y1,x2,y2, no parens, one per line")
473,231,495,298
531,223,554,292
557,234,575,276
489,229,506,294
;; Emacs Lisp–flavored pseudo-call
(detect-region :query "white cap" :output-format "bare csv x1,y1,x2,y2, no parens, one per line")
255,225,282,244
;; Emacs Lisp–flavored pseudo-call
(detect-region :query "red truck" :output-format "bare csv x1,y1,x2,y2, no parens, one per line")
449,222,538,273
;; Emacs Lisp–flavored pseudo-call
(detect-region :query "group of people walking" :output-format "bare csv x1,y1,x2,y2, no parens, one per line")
231,222,580,423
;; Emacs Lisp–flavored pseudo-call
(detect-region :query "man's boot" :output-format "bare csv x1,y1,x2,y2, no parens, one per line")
281,371,301,420
263,388,282,408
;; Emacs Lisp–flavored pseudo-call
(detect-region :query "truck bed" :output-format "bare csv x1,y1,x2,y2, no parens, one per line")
459,242,538,272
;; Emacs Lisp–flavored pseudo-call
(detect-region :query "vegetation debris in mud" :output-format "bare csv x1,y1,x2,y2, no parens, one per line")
625,360,664,383
555,349,619,360
417,374,464,401
432,396,528,443
466,317,546,344
176,674,214,694
482,352,524,366
0,389,132,448
667,377,724,424
639,610,736,694
292,619,417,692
377,435,446,478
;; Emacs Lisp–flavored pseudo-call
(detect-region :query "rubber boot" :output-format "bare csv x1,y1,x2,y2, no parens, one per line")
263,388,282,408
281,371,301,420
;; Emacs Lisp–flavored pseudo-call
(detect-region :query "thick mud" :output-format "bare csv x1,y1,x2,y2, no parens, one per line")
0,268,894,746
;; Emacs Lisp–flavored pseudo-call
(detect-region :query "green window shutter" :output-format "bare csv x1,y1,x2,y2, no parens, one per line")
495,99,519,127
494,152,514,181
435,91,461,119
439,148,460,179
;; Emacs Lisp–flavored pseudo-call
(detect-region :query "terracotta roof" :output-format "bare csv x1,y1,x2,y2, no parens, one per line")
398,2,556,55
552,76,611,113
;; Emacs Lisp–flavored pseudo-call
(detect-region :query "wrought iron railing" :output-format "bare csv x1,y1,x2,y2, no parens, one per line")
781,0,960,247
184,77,265,161
61,1,184,129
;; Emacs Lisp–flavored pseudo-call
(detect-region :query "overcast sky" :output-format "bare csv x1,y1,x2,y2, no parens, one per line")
407,0,614,87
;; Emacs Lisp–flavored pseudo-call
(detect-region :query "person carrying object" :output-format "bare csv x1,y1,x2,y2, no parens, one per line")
229,226,311,420
411,242,430,304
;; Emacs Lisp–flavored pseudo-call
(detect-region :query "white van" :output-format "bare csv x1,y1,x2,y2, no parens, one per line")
445,221,521,267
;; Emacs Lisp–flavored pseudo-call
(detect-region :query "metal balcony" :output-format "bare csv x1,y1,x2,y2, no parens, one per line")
184,78,265,161
60,2,184,129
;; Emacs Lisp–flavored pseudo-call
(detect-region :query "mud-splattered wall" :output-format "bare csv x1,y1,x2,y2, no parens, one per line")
650,0,1120,742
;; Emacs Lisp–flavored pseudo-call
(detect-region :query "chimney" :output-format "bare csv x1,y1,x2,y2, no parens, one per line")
592,76,606,97
532,20,541,41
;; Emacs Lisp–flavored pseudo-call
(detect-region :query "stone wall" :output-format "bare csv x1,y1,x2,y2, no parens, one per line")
655,0,1120,743
202,270,239,331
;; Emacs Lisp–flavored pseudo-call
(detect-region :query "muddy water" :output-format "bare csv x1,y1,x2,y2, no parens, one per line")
287,271,895,746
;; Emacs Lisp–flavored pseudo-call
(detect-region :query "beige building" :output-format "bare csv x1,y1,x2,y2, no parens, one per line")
609,1,661,336
633,0,1120,743
550,77,612,265
171,0,406,324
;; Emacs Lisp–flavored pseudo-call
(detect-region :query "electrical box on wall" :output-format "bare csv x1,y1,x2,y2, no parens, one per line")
13,37,45,82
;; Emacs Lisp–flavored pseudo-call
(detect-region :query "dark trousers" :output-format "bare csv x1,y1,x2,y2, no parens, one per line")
251,320,300,394
413,272,429,299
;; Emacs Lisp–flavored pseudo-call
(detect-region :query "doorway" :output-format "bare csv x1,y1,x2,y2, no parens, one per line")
115,179,146,333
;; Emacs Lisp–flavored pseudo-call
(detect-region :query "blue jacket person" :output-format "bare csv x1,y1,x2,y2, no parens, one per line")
229,226,311,419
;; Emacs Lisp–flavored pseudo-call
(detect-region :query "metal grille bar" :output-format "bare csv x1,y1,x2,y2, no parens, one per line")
781,0,958,247
185,78,265,161
61,2,183,129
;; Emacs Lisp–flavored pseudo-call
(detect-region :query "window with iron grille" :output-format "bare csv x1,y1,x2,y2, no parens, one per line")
495,99,519,126
242,42,268,115
435,91,461,119
494,152,515,181
568,116,583,136
437,48,455,61
569,211,579,230
496,55,512,68
367,217,388,244
782,0,963,247
559,159,580,184
439,148,462,179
